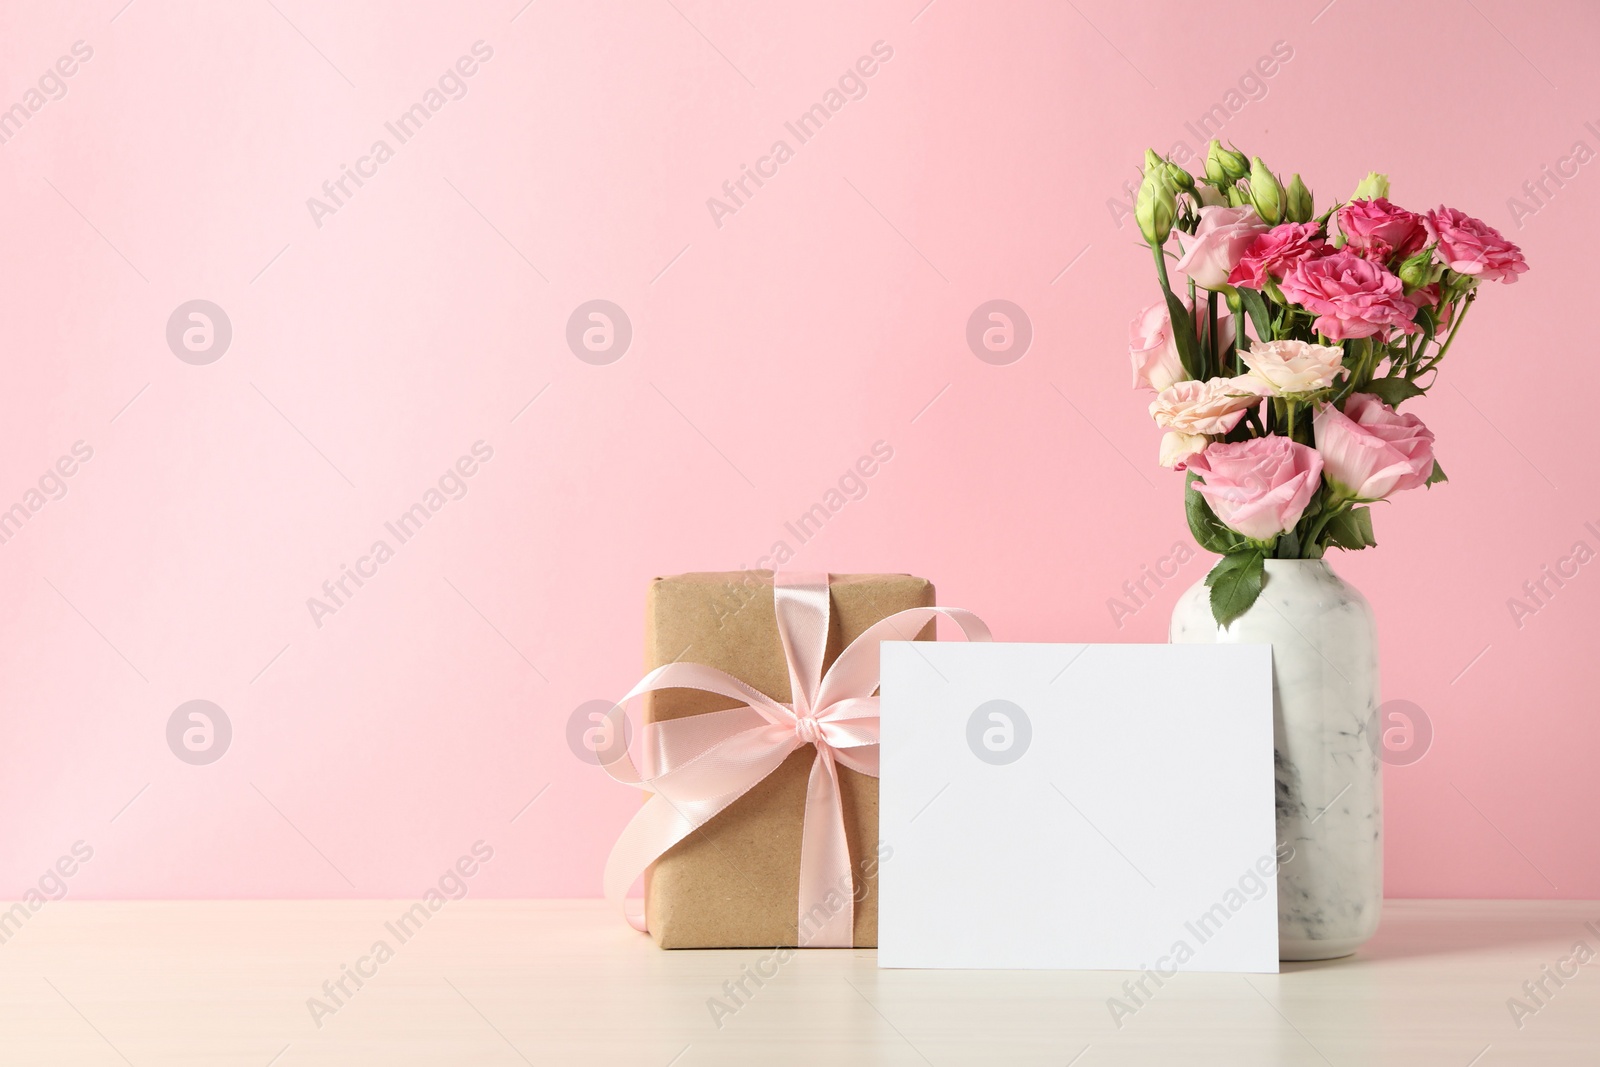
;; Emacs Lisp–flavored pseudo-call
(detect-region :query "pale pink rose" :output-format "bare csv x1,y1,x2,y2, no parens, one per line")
1279,250,1419,341
1188,437,1324,540
1172,205,1271,290
1424,206,1529,283
1149,376,1270,436
1128,300,1187,393
1159,430,1208,470
1313,392,1436,500
1241,339,1345,395
1128,298,1235,392
1337,197,1426,263
1227,222,1327,289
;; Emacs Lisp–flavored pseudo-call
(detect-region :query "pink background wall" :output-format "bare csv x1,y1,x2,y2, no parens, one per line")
2,0,1595,902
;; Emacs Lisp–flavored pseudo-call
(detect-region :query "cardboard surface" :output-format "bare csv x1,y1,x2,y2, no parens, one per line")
641,572,934,949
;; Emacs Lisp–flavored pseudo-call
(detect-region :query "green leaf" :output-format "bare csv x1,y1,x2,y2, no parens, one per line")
1358,376,1426,409
1206,550,1265,629
1236,287,1272,344
1323,507,1378,552
1185,471,1244,555
1425,458,1448,486
1163,289,1203,381
1412,304,1437,346
1275,526,1302,559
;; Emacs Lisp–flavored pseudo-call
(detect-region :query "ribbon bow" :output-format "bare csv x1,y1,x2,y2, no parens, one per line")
601,572,990,946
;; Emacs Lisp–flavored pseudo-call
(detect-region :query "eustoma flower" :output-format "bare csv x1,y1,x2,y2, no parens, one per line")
1336,198,1426,263
1159,431,1208,470
1187,437,1324,541
1227,222,1327,289
1129,298,1235,392
1149,376,1269,469
1241,339,1345,395
1424,206,1529,283
1313,393,1436,501
1172,205,1270,290
1150,376,1269,436
1125,143,1528,627
1279,250,1419,341
1128,300,1186,393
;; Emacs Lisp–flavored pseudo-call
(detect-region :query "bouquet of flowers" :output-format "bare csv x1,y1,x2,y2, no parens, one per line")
1129,141,1528,626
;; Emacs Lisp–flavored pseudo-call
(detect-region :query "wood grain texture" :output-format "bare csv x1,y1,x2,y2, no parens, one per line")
1,900,1597,1064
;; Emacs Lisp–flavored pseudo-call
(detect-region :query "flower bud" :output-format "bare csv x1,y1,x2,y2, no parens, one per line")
1165,163,1196,194
1398,246,1440,290
1286,174,1313,223
1226,184,1250,208
1209,140,1249,183
1204,145,1229,186
1135,163,1177,246
1351,171,1389,201
1248,158,1283,225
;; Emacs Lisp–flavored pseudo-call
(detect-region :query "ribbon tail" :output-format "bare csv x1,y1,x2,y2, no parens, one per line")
602,794,684,932
796,747,855,947
603,739,798,934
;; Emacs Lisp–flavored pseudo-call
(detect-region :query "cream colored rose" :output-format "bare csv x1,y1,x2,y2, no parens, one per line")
1242,340,1345,395
1158,430,1208,469
1149,376,1270,436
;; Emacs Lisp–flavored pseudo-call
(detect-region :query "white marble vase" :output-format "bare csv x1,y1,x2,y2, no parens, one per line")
1170,558,1382,961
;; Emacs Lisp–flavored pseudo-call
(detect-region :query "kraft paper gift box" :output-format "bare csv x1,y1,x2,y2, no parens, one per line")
639,571,935,949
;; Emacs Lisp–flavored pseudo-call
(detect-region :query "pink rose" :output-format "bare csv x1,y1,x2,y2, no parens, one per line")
1188,437,1324,541
1128,298,1235,392
1149,376,1269,436
1128,300,1186,393
1424,206,1529,284
1228,222,1328,289
1313,392,1436,501
1337,198,1426,263
1279,250,1420,341
1172,205,1270,290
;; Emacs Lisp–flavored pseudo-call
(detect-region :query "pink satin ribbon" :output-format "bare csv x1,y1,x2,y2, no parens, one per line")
601,572,990,947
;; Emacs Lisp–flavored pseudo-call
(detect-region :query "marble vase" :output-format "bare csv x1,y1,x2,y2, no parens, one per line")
1171,558,1382,961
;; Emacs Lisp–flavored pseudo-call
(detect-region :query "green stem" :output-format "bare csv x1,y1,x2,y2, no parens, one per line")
1151,242,1175,295
1432,291,1476,365
1334,339,1373,403
1303,499,1349,550
1226,292,1243,375
1208,293,1219,382
1407,298,1471,387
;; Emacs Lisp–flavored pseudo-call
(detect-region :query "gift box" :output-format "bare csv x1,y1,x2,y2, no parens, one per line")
639,571,935,949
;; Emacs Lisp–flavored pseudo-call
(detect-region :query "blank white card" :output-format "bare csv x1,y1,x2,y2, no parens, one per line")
878,642,1278,972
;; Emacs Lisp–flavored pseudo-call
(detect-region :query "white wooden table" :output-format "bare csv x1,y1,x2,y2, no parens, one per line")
0,900,1595,1065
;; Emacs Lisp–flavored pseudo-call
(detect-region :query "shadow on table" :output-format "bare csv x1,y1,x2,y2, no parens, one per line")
1280,900,1593,972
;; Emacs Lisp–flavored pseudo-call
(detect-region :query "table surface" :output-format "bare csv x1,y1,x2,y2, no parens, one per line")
1,899,1596,1066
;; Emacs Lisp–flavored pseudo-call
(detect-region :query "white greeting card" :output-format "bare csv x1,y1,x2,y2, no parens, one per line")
877,642,1279,972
